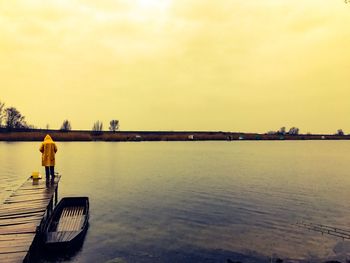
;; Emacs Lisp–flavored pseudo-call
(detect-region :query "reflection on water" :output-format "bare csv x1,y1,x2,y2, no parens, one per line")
0,142,40,202
1,141,350,262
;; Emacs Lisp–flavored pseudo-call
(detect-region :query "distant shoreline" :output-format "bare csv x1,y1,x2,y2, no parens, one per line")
0,130,349,141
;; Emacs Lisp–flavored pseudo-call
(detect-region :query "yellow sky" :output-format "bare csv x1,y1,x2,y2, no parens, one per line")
1,0,349,133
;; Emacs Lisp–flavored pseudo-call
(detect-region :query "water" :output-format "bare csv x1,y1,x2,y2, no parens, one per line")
1,141,350,262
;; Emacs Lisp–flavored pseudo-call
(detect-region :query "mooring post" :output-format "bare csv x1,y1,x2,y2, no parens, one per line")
48,199,53,218
55,184,58,206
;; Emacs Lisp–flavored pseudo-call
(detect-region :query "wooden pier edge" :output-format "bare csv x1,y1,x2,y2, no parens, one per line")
0,175,61,263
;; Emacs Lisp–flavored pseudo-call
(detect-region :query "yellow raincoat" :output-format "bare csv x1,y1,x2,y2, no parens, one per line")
39,135,57,166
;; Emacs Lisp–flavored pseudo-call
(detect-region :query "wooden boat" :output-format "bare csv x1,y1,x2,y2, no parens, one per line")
43,197,89,249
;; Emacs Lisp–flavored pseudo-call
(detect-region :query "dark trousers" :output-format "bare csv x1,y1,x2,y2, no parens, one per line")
45,166,55,180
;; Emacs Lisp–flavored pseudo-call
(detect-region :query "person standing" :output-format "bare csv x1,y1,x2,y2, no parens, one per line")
39,134,58,182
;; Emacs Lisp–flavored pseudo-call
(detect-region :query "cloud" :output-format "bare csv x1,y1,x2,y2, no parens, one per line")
0,0,350,131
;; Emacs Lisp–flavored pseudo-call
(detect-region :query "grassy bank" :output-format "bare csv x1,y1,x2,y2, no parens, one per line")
0,130,350,141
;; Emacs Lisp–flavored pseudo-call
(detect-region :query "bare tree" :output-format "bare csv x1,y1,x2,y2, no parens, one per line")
60,120,72,131
0,101,5,127
337,129,344,136
288,127,299,135
109,120,119,132
5,107,28,130
277,127,286,135
92,121,103,135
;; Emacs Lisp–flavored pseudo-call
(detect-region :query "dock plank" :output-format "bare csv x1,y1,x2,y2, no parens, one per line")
0,202,49,210
6,192,53,200
0,176,60,262
9,192,54,199
0,252,28,263
8,190,52,195
0,216,42,227
0,208,46,218
0,222,37,235
0,244,29,254
0,211,45,221
0,233,35,243
4,200,51,206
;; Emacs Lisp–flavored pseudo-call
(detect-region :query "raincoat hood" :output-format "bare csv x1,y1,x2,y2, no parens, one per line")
44,134,53,142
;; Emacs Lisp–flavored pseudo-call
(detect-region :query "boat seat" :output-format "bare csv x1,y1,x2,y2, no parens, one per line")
56,206,85,232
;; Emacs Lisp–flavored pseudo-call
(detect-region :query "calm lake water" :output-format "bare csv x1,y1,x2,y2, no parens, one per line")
1,141,350,262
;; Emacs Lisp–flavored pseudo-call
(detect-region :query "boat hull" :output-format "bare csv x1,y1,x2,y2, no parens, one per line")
42,197,89,250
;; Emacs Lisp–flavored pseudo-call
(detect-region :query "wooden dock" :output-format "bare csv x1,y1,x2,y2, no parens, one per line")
0,176,60,263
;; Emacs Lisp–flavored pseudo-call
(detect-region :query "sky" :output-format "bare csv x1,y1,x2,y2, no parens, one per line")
0,0,350,133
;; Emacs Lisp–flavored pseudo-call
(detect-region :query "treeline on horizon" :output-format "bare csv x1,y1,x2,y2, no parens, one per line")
0,99,348,137
0,100,119,134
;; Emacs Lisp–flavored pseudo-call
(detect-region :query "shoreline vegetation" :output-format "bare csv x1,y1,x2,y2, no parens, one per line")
0,129,350,142
1,102,348,142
